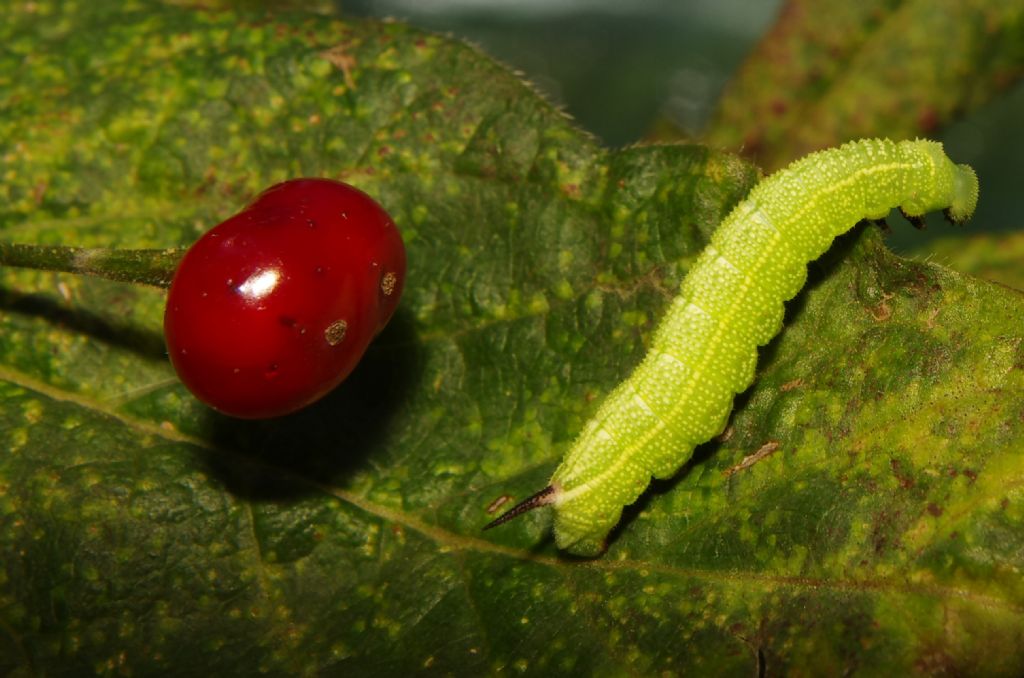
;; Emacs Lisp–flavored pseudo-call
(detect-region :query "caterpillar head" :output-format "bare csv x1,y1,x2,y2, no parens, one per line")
946,163,979,224
902,141,979,225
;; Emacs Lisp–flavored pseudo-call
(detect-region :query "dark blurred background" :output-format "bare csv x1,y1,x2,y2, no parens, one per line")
339,0,782,144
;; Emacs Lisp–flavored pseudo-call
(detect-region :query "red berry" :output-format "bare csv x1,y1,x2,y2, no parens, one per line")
163,179,406,418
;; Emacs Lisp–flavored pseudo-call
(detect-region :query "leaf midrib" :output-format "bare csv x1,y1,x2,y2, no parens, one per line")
3,360,1017,616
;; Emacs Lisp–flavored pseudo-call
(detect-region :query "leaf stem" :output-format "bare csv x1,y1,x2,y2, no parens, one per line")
0,243,184,288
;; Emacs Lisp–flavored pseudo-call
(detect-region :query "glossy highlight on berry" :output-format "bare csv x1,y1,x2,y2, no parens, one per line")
163,179,406,418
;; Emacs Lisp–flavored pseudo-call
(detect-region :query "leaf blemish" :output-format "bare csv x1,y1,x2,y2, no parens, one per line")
486,494,513,514
890,459,915,489
871,292,895,321
319,44,357,88
780,378,804,392
723,441,781,477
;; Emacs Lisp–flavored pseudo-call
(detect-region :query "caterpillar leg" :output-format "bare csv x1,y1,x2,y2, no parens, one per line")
899,207,927,230
942,208,966,226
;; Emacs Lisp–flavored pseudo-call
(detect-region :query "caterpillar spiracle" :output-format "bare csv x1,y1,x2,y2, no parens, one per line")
484,138,979,557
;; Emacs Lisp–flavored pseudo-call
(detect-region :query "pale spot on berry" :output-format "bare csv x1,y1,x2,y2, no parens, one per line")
325,320,348,345
381,272,397,296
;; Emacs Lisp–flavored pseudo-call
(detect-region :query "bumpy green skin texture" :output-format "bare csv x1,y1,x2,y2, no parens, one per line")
551,139,980,555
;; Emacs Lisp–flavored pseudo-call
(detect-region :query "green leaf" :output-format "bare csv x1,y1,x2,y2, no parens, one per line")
1,3,1023,675
914,231,1024,291
706,0,1024,170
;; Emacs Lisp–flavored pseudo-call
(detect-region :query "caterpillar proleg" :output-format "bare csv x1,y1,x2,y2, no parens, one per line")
485,138,979,556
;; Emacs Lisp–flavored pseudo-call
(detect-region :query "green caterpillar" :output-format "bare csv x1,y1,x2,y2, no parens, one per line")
485,138,979,557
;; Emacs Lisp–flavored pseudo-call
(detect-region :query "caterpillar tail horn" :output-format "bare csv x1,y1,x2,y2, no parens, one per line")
483,486,557,530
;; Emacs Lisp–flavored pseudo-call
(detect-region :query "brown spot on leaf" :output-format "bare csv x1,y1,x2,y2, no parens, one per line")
33,181,47,204
870,292,895,321
320,44,357,88
890,459,914,489
780,378,804,392
723,441,781,477
486,495,513,514
870,509,904,555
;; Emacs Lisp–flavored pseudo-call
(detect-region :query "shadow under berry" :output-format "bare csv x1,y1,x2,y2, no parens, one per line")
199,307,425,501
